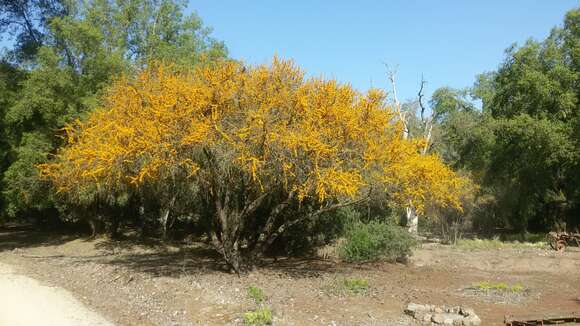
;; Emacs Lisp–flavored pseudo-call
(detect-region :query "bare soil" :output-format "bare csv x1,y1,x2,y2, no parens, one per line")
0,262,113,326
0,225,579,326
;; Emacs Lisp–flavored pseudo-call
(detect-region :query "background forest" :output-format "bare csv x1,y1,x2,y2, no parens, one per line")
0,1,579,270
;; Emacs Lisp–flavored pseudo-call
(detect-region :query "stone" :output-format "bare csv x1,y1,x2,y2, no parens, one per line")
460,307,475,317
463,315,481,326
405,303,425,315
414,312,425,320
445,306,460,314
432,313,445,324
433,313,465,325
405,303,480,326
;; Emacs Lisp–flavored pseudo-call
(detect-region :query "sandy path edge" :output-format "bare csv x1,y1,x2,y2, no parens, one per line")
0,263,114,326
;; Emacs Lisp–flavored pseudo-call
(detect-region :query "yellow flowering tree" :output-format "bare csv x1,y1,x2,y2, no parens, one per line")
40,58,466,271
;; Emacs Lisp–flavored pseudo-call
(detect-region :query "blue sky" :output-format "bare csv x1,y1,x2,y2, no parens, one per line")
189,1,578,101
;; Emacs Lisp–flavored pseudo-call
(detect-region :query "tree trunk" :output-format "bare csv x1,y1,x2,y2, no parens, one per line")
406,205,418,235
159,196,176,240
138,203,147,238
109,215,120,239
210,229,242,274
88,216,103,238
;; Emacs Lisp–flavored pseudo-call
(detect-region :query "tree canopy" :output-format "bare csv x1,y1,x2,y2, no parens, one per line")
40,59,466,270
430,8,580,232
0,0,227,219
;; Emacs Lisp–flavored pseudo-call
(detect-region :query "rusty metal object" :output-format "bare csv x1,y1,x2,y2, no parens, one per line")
547,231,580,252
505,312,580,325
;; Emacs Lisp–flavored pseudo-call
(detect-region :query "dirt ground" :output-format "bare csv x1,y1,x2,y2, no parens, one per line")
0,262,113,326
0,225,578,326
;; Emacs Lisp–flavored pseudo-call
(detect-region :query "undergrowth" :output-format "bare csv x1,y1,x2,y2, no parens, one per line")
243,308,273,325
471,281,526,293
324,277,370,296
338,220,416,262
244,286,272,325
248,285,266,304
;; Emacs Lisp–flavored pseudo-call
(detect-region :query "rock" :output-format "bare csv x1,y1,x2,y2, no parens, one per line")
463,315,481,326
445,306,460,314
460,307,475,317
433,313,464,325
406,304,480,326
432,313,445,324
405,303,424,313
443,318,454,325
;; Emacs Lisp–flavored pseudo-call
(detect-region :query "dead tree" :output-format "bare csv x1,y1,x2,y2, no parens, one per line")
386,68,435,235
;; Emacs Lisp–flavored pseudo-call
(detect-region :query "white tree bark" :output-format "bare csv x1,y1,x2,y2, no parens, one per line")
406,205,419,234
387,69,433,236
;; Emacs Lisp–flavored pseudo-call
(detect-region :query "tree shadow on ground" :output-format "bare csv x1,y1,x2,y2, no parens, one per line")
100,245,229,276
256,257,348,278
93,235,172,252
0,224,83,252
97,241,376,279
1,225,398,279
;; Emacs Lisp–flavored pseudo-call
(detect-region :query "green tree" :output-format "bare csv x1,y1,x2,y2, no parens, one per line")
464,8,580,232
0,0,67,62
1,0,227,220
0,61,26,218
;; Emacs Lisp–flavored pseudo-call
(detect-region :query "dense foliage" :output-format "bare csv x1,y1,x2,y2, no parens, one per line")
39,59,465,270
428,9,580,233
0,0,226,221
1,0,577,270
339,218,417,262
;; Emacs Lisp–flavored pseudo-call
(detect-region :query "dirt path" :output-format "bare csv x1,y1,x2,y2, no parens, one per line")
0,227,579,325
0,262,114,326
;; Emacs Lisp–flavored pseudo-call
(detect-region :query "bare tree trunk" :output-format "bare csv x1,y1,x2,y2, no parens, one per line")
388,69,419,235
406,205,418,234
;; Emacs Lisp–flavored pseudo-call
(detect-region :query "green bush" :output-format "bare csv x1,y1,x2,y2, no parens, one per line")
324,277,371,296
342,278,370,294
243,307,273,325
247,285,266,304
471,281,526,294
338,220,416,262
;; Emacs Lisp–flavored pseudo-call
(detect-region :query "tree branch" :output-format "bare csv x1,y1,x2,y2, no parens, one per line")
384,64,409,139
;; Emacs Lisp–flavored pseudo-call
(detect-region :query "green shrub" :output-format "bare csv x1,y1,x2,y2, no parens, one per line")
323,277,371,296
243,307,273,325
471,281,526,293
342,278,369,294
510,283,525,293
338,220,416,262
247,285,266,304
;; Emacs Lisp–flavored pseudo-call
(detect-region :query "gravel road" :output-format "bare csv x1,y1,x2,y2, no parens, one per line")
0,263,113,326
